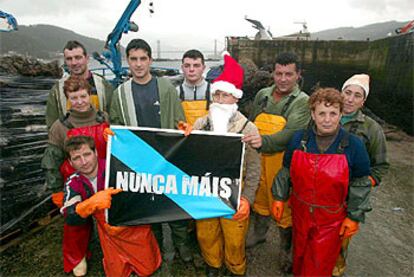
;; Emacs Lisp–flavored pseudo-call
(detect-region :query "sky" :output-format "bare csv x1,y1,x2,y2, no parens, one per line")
1,0,412,57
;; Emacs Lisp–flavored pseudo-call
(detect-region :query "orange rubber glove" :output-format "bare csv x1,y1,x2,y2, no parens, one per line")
177,121,192,136
75,188,122,218
104,223,128,237
271,200,285,222
232,197,250,221
103,128,115,142
339,217,359,239
368,176,376,187
51,192,64,208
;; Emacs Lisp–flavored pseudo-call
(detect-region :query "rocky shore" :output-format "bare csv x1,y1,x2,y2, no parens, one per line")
0,55,62,78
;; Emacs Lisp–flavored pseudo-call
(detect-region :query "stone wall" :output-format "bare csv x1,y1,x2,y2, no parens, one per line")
228,33,413,134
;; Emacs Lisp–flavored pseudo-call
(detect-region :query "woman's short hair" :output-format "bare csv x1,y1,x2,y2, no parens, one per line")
309,87,344,112
63,76,92,98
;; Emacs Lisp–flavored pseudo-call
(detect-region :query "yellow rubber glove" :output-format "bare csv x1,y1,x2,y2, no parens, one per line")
177,121,192,136
232,197,250,221
51,192,64,208
339,217,359,239
75,188,122,218
271,200,285,222
103,128,115,142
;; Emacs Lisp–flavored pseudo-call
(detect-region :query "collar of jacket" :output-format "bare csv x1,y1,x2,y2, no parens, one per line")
68,106,96,119
183,78,207,88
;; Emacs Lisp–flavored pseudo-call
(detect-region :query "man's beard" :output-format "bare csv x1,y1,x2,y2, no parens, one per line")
209,103,238,133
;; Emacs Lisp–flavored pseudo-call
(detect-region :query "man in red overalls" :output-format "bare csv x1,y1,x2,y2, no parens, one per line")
271,88,372,276
61,135,161,277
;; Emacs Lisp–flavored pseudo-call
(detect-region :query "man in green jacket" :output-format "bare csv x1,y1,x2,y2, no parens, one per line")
109,38,191,264
46,40,113,129
243,52,310,273
333,73,389,276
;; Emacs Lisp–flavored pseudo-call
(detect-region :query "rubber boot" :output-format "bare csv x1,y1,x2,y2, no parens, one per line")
223,267,246,276
170,220,193,263
152,223,175,263
278,227,293,274
246,213,270,249
72,256,87,277
206,265,220,277
176,242,193,263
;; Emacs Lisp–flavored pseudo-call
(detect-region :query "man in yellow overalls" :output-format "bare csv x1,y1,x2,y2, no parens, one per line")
243,52,310,273
177,49,210,125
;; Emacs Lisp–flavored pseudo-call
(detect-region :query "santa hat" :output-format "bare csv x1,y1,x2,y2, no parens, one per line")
342,74,370,98
211,52,244,99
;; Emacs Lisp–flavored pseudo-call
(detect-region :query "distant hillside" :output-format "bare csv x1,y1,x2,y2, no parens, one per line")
0,24,107,59
311,20,410,40
1,21,411,59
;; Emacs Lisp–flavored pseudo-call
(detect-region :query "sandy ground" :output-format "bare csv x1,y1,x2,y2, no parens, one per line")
1,132,413,277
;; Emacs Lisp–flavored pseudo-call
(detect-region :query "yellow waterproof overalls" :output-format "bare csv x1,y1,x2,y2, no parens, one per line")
196,119,251,275
252,96,295,228
179,83,210,125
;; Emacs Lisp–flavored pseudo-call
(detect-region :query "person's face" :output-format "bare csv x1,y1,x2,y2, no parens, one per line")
311,102,342,136
64,47,89,76
67,89,90,112
212,90,238,104
127,48,152,81
69,144,98,178
342,84,366,114
181,57,205,84
273,63,300,95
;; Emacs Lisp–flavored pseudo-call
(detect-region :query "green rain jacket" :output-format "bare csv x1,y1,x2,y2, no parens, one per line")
342,110,389,185
110,77,185,129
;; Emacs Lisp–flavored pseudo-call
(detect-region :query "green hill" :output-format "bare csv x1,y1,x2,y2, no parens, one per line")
0,24,106,59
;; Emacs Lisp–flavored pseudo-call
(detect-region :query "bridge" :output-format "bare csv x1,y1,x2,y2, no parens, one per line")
154,39,225,60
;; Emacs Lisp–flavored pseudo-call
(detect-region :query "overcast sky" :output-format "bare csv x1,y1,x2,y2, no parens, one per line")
2,0,412,55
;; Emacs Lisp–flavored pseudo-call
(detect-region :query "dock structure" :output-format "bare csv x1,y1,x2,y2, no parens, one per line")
227,33,414,135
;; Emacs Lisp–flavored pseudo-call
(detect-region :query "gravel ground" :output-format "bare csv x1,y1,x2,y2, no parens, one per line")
1,134,413,277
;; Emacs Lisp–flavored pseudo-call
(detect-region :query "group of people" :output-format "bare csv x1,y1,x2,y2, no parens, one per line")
41,37,389,277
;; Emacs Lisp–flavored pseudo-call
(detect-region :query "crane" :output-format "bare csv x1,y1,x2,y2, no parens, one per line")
93,0,141,86
395,20,414,34
0,10,18,32
245,16,272,40
293,21,308,34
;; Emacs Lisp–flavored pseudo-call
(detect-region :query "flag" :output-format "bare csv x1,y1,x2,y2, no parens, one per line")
105,126,244,225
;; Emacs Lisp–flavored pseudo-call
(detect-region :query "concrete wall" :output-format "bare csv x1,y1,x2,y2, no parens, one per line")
228,33,414,134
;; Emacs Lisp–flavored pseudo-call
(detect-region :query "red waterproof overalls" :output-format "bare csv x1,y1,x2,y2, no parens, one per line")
61,121,109,273
65,160,161,276
93,212,161,277
290,138,349,276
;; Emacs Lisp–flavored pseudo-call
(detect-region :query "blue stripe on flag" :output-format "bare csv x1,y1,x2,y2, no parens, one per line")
111,129,235,219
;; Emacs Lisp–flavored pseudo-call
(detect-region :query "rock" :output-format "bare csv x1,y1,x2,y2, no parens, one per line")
238,58,273,116
0,55,62,78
